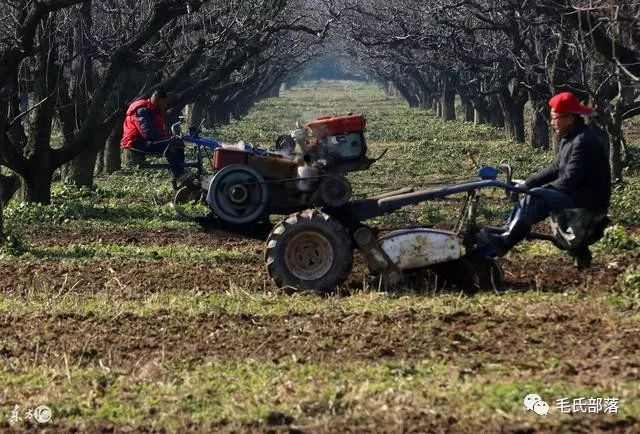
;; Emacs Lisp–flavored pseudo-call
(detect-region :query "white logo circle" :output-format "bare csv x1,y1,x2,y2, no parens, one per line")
533,400,550,416
523,393,542,411
33,405,52,423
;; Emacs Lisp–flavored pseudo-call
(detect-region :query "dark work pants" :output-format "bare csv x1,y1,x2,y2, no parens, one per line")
508,187,577,231
132,138,185,178
478,187,580,258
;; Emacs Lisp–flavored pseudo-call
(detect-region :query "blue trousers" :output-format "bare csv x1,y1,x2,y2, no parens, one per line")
132,138,185,178
508,187,576,231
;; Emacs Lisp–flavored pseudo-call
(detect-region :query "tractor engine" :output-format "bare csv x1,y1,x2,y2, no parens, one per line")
287,114,369,206
195,114,378,225
304,114,368,173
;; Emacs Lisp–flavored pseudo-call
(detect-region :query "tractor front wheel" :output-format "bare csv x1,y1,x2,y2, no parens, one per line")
265,210,353,292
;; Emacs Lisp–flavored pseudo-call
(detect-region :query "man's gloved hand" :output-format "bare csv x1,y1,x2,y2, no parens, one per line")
513,179,529,192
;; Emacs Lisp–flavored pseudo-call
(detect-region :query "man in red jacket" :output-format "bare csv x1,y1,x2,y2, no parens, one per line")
121,90,186,180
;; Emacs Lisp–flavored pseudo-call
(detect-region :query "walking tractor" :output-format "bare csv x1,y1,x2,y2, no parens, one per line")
170,114,384,225
264,166,609,292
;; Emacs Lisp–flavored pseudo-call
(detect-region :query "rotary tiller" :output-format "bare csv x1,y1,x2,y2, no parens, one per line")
264,166,558,292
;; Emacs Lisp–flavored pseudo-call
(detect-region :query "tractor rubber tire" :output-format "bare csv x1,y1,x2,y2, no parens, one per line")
265,209,353,292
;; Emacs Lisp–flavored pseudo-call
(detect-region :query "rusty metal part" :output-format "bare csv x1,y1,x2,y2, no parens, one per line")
379,229,465,270
353,227,401,286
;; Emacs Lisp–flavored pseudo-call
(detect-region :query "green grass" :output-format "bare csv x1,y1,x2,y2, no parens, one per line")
0,285,631,320
0,241,257,261
2,359,637,430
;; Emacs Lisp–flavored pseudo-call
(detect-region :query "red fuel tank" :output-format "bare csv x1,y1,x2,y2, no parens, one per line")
307,114,366,139
212,148,249,170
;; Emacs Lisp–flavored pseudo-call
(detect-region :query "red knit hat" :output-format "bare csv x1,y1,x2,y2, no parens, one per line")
548,92,593,115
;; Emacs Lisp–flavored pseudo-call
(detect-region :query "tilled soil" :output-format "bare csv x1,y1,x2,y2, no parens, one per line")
2,226,639,433
10,226,637,296
23,226,263,248
3,227,637,373
1,307,639,380
0,257,270,297
502,254,635,293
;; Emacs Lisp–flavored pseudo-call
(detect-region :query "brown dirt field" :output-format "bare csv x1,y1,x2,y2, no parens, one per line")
22,226,263,249
2,307,639,380
0,258,269,298
2,226,639,433
502,255,635,293
2,235,635,299
4,413,638,434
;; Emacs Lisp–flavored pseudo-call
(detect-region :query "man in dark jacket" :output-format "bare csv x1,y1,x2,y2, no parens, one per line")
483,91,611,266
121,90,185,180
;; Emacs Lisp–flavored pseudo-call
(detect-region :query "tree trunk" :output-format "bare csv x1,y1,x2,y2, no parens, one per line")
590,95,626,183
603,105,625,183
209,99,232,126
394,80,419,108
441,80,456,121
387,81,398,97
410,71,433,109
604,86,636,183
0,173,21,237
424,94,434,110
190,98,208,126
283,77,297,90
435,100,442,118
497,90,526,142
472,95,489,125
609,134,623,183
64,0,95,187
441,92,455,120
104,123,123,174
95,147,105,175
460,95,474,122
20,169,54,203
215,107,231,125
65,147,100,187
511,102,526,143
474,109,487,125
488,95,505,128
19,23,56,204
530,96,550,149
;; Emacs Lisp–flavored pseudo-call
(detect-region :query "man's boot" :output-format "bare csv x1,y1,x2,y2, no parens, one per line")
568,247,592,270
479,220,531,257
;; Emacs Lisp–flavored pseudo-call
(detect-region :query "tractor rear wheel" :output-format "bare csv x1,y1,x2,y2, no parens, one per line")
265,210,353,292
